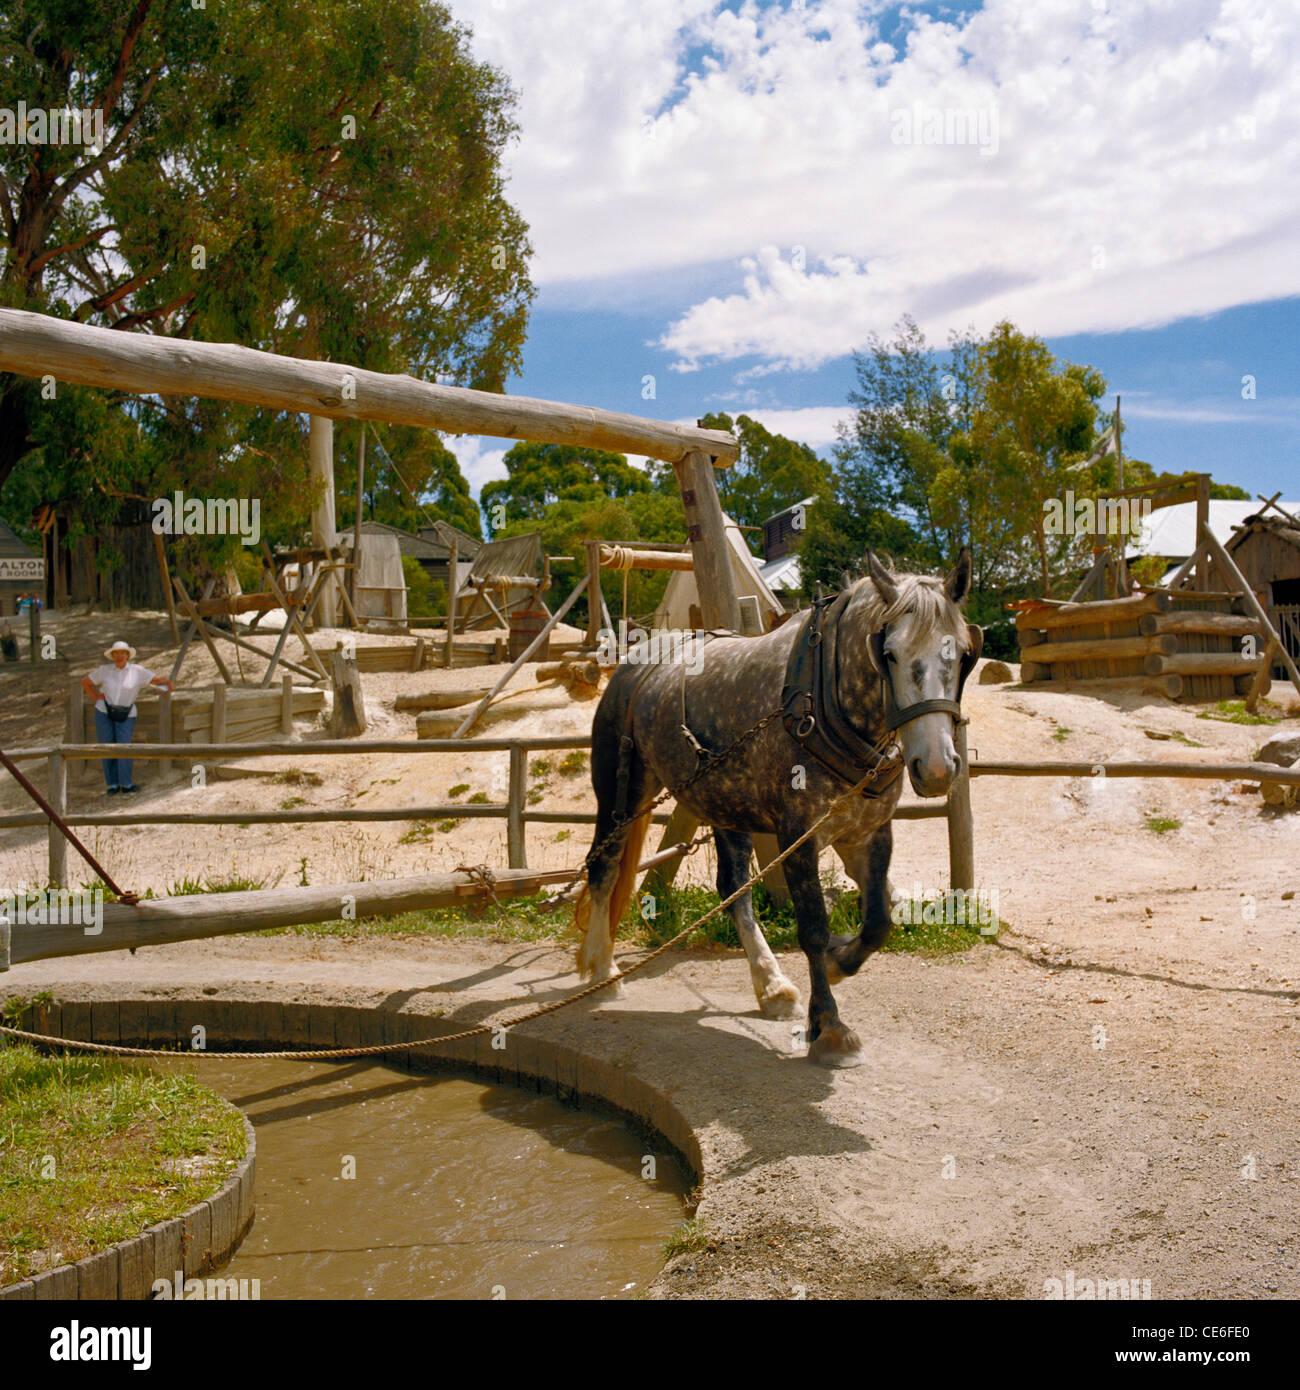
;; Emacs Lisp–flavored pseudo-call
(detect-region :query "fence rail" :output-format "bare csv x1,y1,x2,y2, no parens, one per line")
1,732,954,887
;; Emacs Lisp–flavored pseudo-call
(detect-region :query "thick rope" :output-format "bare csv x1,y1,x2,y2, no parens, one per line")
0,766,878,1062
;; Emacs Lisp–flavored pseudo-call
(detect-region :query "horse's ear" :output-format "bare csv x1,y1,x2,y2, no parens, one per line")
944,548,973,605
865,549,899,607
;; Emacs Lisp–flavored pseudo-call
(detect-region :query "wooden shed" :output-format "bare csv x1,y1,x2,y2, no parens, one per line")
1226,512,1300,676
0,515,42,616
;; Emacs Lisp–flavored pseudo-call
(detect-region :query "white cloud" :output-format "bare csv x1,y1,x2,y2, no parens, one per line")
680,404,849,449
451,0,1300,368
446,436,509,495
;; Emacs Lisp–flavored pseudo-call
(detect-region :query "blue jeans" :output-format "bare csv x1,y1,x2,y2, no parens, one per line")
94,709,136,788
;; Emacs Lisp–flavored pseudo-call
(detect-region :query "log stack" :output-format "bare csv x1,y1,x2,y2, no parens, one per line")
1015,591,1270,702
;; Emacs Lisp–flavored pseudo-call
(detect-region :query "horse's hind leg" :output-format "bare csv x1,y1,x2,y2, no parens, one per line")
825,822,894,984
577,721,659,993
713,828,800,1019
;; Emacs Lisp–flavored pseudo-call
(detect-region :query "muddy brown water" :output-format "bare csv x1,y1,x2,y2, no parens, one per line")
184,1058,690,1300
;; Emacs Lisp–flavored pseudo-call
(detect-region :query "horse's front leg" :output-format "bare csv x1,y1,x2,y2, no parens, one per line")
714,827,800,1019
825,821,894,984
779,833,863,1067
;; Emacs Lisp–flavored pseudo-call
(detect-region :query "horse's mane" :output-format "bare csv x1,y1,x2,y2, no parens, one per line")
849,569,967,642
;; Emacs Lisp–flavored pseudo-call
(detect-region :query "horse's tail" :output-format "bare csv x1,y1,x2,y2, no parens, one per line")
573,807,651,946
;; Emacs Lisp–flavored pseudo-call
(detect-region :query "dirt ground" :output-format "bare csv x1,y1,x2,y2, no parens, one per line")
3,609,1299,1299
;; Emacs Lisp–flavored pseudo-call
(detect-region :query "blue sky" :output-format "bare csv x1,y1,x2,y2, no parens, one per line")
445,0,1298,507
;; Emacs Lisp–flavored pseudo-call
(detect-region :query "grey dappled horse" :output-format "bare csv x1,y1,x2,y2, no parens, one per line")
573,549,981,1066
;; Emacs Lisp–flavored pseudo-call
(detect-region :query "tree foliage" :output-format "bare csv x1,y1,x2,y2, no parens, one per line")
480,442,652,537
0,0,531,594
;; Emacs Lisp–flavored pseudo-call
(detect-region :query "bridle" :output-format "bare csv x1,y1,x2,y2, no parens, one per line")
867,621,983,732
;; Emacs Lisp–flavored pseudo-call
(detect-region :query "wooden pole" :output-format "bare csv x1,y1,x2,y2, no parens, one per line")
172,578,233,684
507,743,527,870
947,722,974,891
0,307,740,464
453,574,589,737
1194,475,1211,591
154,532,179,643
351,422,366,612
585,540,603,648
280,674,294,735
1199,523,1300,702
66,679,86,786
211,682,227,743
1244,638,1279,713
47,752,67,887
259,541,328,678
28,597,39,663
157,689,173,779
309,415,337,628
443,538,458,669
674,447,742,631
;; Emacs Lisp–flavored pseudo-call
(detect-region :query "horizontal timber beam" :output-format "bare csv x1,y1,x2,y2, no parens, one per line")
0,307,739,465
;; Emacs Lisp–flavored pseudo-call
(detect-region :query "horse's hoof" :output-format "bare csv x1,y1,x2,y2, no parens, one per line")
757,980,800,1019
807,1025,864,1068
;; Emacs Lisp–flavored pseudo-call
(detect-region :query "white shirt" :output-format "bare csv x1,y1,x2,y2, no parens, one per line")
89,663,156,717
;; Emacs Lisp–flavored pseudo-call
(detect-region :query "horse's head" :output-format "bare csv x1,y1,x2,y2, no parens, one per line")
860,548,981,798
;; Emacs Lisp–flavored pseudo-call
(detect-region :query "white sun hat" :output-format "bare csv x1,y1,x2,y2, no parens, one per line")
104,640,137,661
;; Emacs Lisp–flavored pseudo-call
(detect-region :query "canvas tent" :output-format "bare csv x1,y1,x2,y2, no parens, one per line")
652,514,783,633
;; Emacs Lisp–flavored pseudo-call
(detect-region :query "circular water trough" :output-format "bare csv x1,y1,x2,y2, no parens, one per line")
0,995,701,1300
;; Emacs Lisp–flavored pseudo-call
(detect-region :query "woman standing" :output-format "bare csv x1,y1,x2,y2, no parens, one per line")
81,642,177,795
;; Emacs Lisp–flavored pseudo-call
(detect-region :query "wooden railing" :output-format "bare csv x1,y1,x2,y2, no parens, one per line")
0,732,956,888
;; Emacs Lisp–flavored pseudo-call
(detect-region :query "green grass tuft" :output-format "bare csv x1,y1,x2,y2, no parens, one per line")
1196,699,1279,726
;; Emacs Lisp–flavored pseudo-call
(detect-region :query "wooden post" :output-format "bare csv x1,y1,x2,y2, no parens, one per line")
1194,474,1211,591
47,752,67,888
452,574,589,737
328,650,367,737
507,743,527,870
281,674,294,734
28,598,39,663
411,636,426,673
351,422,366,611
752,833,791,904
259,541,328,678
154,531,179,643
947,721,975,891
643,803,700,897
157,689,173,779
443,538,458,669
211,682,227,743
674,449,742,631
1200,523,1300,703
585,540,603,648
1244,638,1279,713
66,679,86,786
310,414,337,628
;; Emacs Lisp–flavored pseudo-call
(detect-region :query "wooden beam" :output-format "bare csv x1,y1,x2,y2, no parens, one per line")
1143,652,1265,677
1015,591,1170,632
1027,634,1176,665
675,448,742,631
453,575,590,737
1137,612,1265,638
970,759,1300,783
171,578,233,684
153,532,179,643
1244,638,1279,713
0,306,740,465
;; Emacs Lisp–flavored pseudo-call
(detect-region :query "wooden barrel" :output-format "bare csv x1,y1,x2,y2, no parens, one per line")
508,604,552,662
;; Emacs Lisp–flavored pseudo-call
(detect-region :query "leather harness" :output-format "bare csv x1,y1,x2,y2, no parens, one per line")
610,597,982,820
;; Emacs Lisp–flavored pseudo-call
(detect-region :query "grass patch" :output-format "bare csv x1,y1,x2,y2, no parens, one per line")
1051,726,1071,742
399,821,436,844
529,758,553,781
663,1217,711,1259
168,871,270,896
467,791,490,804
0,1042,245,1285
273,768,323,787
1196,699,1279,726
280,796,306,810
558,751,588,778
1144,813,1181,834
448,784,470,798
